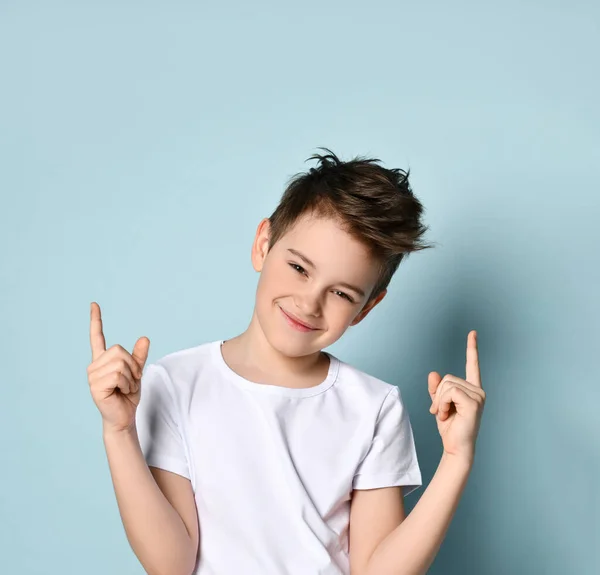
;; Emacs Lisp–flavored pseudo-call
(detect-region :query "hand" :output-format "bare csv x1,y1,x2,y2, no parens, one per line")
428,330,485,465
87,302,150,434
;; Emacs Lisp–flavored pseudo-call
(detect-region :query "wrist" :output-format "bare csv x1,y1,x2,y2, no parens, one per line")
441,450,475,471
102,421,137,439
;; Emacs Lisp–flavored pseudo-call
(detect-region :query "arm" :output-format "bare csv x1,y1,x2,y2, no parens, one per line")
103,423,199,575
364,453,472,575
360,330,484,575
349,485,406,574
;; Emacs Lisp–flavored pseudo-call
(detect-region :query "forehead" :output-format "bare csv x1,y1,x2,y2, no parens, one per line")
279,214,375,270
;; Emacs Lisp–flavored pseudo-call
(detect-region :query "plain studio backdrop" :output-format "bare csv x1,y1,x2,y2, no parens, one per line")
1,1,598,574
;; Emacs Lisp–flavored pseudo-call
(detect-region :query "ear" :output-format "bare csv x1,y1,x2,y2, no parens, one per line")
349,289,387,326
251,217,272,272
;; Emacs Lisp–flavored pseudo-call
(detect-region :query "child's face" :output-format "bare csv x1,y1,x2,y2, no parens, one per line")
250,212,387,355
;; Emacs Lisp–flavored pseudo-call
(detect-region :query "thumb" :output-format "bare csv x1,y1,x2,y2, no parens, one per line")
132,336,150,371
428,371,442,405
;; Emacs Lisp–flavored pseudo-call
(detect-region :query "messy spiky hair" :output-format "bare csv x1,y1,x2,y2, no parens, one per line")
266,147,436,307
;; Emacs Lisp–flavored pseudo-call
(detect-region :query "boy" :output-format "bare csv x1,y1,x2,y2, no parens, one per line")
87,148,486,575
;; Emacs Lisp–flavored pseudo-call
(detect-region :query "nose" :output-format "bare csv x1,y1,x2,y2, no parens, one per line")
293,288,323,318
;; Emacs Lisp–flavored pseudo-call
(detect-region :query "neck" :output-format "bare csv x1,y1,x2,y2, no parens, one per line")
224,308,328,385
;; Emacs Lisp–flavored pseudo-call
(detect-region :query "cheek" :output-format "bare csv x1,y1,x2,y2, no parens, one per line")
257,265,356,318
325,302,355,325
261,263,295,291
256,266,291,305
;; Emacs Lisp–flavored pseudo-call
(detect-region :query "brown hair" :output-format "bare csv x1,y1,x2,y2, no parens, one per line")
267,147,436,307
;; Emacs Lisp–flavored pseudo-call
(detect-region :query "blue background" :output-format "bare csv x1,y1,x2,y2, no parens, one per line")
1,1,598,573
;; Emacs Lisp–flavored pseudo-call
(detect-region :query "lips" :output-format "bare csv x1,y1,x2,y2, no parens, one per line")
279,306,318,330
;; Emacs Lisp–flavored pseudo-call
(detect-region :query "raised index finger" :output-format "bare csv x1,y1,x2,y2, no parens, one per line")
466,330,481,388
90,302,107,362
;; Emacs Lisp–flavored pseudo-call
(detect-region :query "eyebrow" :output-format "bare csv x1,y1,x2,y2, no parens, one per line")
286,248,367,298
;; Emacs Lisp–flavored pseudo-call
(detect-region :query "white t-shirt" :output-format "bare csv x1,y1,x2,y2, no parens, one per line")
135,340,422,575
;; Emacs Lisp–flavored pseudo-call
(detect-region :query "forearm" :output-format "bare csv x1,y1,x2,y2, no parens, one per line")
103,424,196,575
365,453,472,575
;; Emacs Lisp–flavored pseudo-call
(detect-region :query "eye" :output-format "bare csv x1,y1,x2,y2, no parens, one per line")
289,263,307,276
289,263,354,303
334,290,354,302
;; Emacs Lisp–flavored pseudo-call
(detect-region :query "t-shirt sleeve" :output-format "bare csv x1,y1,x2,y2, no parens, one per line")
352,386,422,496
135,363,191,481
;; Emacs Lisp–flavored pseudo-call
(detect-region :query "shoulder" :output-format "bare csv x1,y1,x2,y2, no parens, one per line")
333,354,405,411
153,339,215,370
143,339,219,394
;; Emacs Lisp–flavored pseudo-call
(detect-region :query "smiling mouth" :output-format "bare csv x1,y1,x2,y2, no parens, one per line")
279,306,319,330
